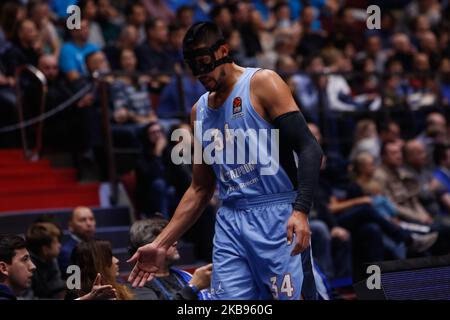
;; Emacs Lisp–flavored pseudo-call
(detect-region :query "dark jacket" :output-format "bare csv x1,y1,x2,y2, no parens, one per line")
0,283,17,300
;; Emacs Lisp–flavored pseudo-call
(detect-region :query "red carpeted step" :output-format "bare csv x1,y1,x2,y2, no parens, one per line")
0,159,51,169
0,168,77,182
0,183,100,212
0,181,78,193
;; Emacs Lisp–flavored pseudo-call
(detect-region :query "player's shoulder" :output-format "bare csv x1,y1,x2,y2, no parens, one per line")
251,68,282,85
251,69,285,94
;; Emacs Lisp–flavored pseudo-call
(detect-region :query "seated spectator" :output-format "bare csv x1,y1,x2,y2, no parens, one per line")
78,0,105,49
0,2,26,43
374,141,434,224
124,2,147,45
103,25,139,70
96,0,125,45
28,0,60,56
128,217,211,300
58,206,96,275
68,240,133,300
349,119,381,162
59,19,99,82
440,57,450,107
433,144,450,196
416,112,448,160
135,17,175,77
111,49,156,125
1,19,42,76
24,221,65,299
404,139,448,215
0,234,36,300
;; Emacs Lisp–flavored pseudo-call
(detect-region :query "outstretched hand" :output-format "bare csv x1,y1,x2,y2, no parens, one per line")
286,210,311,256
127,243,167,287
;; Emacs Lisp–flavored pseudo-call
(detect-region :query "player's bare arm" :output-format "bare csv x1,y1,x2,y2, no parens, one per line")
127,103,216,287
251,69,323,255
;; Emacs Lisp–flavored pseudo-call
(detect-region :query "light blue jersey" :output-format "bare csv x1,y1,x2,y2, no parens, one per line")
195,68,294,201
195,67,318,300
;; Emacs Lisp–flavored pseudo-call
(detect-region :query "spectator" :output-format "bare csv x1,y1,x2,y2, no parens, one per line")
25,222,65,299
135,121,174,218
176,5,195,31
355,35,388,73
0,2,26,42
433,143,450,196
2,19,42,76
379,121,403,145
167,22,185,66
135,17,175,76
349,119,381,161
36,54,76,149
67,240,133,300
374,141,434,224
59,19,99,82
404,139,448,215
111,49,156,126
78,0,105,49
0,235,36,300
210,4,233,35
96,0,125,45
125,2,147,45
440,57,450,107
58,206,96,274
104,25,139,70
128,217,211,300
28,0,60,56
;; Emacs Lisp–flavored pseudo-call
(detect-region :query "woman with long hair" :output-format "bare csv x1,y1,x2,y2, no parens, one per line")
69,240,134,300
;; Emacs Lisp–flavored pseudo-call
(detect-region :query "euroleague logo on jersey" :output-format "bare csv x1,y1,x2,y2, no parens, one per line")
232,97,244,119
232,97,242,114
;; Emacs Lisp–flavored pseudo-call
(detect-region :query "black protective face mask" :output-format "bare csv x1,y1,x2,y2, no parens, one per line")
183,39,232,76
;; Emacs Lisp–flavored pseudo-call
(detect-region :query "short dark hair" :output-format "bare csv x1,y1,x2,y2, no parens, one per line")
128,216,167,255
26,222,61,255
183,21,224,51
433,143,450,166
145,17,164,33
0,234,26,264
210,4,229,20
124,2,144,18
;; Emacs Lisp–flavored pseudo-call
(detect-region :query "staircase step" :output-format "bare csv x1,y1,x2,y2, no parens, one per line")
0,184,100,212
0,206,131,234
0,159,51,168
0,168,77,182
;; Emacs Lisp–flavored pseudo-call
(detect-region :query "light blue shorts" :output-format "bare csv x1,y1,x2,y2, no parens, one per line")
211,192,318,300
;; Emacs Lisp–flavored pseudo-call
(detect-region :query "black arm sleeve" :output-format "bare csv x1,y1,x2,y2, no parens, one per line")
273,111,323,214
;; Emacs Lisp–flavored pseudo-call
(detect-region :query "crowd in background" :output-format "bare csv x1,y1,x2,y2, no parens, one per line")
1,0,450,299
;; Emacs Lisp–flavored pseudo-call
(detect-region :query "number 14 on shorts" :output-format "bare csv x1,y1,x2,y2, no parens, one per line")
270,274,294,299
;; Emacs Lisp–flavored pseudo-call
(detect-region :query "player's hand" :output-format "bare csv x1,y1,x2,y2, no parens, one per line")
287,210,311,256
190,263,213,290
127,242,167,288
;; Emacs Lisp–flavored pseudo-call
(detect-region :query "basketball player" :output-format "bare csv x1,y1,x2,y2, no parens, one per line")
128,22,323,300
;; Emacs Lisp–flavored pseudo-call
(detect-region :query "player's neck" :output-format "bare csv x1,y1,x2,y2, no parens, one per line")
210,64,245,103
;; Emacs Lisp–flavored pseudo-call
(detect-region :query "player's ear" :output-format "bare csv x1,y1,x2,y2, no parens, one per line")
220,44,229,58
